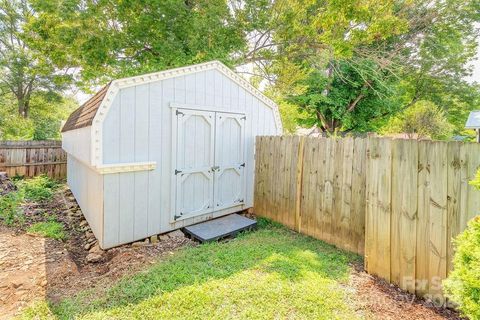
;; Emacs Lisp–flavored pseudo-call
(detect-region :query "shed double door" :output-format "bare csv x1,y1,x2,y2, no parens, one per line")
173,108,245,221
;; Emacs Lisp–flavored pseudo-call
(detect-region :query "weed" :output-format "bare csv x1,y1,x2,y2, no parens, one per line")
0,191,24,226
17,175,59,202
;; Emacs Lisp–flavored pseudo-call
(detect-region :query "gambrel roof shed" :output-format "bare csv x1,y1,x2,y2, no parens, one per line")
62,61,282,249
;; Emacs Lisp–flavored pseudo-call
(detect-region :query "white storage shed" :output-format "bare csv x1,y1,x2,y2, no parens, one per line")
62,61,282,249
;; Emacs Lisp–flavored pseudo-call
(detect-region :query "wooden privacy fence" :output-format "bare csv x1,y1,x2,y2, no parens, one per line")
0,141,67,179
254,136,480,300
254,136,367,255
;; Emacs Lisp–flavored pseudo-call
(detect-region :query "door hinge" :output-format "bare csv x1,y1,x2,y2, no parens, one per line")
240,163,245,168
175,169,182,175
174,214,182,220
212,165,220,171
241,116,246,120
176,110,184,116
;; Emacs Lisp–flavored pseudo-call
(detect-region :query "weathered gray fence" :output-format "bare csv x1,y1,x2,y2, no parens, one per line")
0,141,67,179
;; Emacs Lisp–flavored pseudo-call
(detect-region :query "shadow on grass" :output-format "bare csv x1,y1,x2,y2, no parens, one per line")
46,219,361,319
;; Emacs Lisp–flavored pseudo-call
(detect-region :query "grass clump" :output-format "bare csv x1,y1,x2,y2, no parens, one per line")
27,217,66,241
21,221,362,320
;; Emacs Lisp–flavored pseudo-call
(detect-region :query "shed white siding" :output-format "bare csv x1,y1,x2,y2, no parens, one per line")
62,126,91,165
67,155,104,245
63,61,281,249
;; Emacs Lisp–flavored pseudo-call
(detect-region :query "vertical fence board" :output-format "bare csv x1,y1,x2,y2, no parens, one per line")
391,139,418,293
352,138,367,254
428,141,448,299
365,138,392,281
332,140,343,248
341,138,354,252
295,137,306,232
416,141,431,296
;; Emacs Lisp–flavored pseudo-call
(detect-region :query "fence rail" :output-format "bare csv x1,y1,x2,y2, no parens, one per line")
0,140,67,179
254,136,480,300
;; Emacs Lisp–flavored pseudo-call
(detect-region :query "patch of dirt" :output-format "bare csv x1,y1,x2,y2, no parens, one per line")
0,184,194,319
350,263,463,320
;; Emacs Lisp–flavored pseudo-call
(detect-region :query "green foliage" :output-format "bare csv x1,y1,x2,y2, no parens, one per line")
443,215,480,319
0,175,58,226
288,59,402,133
21,225,361,319
0,191,24,226
17,175,59,202
0,93,78,140
255,0,480,136
17,301,56,320
28,0,247,88
27,218,66,240
277,100,309,134
0,0,72,117
470,170,480,190
381,101,454,140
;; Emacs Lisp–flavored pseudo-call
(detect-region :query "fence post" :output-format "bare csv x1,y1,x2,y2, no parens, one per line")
295,136,306,233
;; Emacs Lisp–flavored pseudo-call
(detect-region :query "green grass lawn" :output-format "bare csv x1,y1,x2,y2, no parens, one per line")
20,219,363,320
27,219,66,241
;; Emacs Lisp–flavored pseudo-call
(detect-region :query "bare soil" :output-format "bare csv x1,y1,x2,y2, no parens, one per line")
0,184,464,320
350,264,463,320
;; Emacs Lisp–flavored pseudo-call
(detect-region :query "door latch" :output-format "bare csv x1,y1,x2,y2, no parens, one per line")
175,169,182,175
211,165,220,171
176,110,184,116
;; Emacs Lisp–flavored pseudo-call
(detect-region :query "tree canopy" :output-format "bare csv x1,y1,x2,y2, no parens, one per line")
0,0,70,117
0,0,478,139
28,0,248,89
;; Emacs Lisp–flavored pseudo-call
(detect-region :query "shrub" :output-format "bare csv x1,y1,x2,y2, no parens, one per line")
17,175,59,202
444,172,480,318
27,218,66,241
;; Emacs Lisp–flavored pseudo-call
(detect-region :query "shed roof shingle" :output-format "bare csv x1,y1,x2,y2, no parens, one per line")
62,83,110,132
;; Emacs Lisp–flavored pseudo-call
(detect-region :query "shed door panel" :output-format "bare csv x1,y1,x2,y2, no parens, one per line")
175,109,215,220
214,112,246,210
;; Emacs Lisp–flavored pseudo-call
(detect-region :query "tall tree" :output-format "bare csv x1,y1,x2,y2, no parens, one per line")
238,0,480,134
28,0,248,89
0,0,69,117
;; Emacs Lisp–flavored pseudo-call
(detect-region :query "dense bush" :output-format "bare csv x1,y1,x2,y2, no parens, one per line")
444,177,480,318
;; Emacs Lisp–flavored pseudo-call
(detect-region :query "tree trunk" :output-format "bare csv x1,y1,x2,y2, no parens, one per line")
17,97,29,118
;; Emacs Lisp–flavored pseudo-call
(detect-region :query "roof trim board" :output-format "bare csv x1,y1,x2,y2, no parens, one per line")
87,60,282,166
